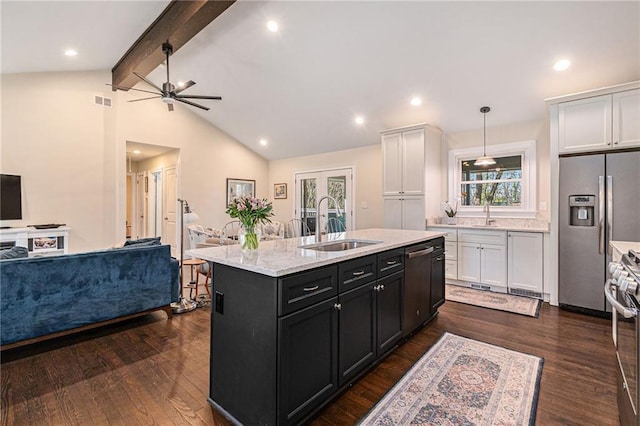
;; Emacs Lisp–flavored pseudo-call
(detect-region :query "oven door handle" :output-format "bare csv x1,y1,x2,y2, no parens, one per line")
604,279,636,319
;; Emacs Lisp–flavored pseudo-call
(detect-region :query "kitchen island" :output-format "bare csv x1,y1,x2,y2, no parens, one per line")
187,228,445,426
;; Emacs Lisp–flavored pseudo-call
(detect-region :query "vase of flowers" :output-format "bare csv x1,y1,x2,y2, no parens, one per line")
442,201,458,225
225,196,274,251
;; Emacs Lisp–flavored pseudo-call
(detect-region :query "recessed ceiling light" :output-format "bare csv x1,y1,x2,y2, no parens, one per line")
132,150,141,154
410,97,422,106
554,59,571,71
354,115,365,125
64,49,78,57
259,139,268,146
177,81,185,88
267,20,279,32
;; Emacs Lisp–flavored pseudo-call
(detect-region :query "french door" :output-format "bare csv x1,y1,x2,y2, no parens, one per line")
294,168,353,235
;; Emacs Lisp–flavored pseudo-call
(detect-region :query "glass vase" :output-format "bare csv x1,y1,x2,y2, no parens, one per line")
238,225,261,251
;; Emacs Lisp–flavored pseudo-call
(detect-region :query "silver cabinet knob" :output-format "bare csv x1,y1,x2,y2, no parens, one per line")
333,303,342,311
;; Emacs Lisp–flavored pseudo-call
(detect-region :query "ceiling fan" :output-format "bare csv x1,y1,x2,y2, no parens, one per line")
108,42,221,112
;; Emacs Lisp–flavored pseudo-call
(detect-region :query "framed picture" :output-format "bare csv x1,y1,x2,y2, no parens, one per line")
274,183,287,199
226,178,255,205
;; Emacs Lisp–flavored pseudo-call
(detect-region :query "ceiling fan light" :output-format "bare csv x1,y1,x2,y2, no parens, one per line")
162,96,175,104
474,156,496,166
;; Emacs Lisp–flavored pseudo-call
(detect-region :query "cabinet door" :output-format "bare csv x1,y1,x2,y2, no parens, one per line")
457,242,481,282
445,260,458,280
401,128,425,195
558,94,612,154
278,297,339,425
401,196,426,230
382,133,403,195
613,89,640,149
382,197,403,229
508,232,543,294
480,243,507,286
430,253,446,314
376,272,403,355
338,283,376,386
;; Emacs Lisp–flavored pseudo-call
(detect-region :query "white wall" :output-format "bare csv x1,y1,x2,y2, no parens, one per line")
443,119,551,220
268,144,383,229
1,70,269,252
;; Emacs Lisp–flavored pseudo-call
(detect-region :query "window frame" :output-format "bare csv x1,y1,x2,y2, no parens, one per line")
448,140,537,218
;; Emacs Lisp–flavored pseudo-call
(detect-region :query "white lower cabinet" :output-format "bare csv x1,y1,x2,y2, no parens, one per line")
457,230,507,287
507,232,543,296
427,227,458,280
383,196,424,230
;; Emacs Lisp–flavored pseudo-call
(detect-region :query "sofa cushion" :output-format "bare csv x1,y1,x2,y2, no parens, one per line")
0,246,28,259
123,237,161,247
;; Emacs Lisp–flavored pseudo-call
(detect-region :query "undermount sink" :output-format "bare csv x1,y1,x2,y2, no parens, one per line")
472,224,498,227
299,239,381,252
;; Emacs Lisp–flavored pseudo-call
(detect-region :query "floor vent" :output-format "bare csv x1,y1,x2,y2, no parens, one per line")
509,288,542,299
470,283,491,291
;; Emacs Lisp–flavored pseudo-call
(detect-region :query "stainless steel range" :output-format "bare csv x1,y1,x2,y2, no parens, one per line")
606,249,640,425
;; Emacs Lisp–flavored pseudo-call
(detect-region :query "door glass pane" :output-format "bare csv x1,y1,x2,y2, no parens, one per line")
327,175,346,230
300,178,317,234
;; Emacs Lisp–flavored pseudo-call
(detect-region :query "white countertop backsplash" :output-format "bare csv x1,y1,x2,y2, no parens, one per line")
186,228,446,277
427,217,550,233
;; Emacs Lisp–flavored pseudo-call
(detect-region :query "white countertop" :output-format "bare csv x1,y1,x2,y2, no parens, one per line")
186,228,446,277
427,223,549,233
611,241,640,259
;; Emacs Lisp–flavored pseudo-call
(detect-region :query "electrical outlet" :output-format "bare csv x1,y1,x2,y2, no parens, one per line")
215,291,224,314
361,201,368,209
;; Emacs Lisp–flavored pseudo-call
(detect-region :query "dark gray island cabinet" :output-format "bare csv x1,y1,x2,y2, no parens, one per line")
189,229,445,426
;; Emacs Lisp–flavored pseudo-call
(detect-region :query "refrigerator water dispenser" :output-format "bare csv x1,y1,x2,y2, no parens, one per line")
569,195,595,226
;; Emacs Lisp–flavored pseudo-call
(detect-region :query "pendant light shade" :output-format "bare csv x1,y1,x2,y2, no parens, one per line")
474,106,496,166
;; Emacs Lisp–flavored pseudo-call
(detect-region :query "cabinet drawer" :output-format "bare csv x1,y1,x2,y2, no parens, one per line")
444,241,457,260
458,229,507,245
377,248,405,278
339,255,377,292
427,227,457,242
279,265,338,315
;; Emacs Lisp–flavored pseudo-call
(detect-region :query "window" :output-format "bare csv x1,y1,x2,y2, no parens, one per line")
448,140,536,217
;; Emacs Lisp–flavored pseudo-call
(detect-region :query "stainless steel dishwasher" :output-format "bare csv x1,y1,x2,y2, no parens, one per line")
403,241,434,335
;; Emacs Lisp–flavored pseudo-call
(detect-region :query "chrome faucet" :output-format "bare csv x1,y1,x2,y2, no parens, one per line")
483,201,495,225
315,195,343,243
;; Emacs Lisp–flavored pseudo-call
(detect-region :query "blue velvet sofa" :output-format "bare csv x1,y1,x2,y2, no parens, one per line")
0,244,179,349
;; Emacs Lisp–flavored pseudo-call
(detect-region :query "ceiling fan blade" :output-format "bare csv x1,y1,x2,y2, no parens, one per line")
174,80,195,94
106,83,160,96
168,103,174,112
176,95,222,100
133,72,163,93
176,98,210,111
128,96,161,103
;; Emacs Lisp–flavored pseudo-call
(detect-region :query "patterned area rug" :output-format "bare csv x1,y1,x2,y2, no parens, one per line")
358,333,543,426
445,285,541,317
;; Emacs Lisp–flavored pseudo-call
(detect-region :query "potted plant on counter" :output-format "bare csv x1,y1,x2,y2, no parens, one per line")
442,201,458,225
226,196,274,251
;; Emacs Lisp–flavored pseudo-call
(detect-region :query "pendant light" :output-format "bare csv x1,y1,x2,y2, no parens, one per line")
474,106,496,166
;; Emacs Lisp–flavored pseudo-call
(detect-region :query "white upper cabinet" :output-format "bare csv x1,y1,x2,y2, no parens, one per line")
558,88,640,154
613,89,640,149
382,128,425,196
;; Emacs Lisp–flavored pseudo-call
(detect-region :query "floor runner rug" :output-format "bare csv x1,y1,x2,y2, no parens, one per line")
445,285,541,317
358,332,543,426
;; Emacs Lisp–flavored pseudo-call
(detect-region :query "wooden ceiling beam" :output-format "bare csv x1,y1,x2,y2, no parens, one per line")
111,0,235,90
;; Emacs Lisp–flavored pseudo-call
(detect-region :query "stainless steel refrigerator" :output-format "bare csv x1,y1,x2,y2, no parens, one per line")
559,150,640,314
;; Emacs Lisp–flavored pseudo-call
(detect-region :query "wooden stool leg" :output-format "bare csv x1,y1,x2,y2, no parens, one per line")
204,266,212,298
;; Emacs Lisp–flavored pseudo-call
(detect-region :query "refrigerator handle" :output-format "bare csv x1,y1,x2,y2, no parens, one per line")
607,175,613,256
598,176,605,254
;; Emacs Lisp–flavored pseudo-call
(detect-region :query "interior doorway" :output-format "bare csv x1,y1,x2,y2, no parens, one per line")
125,142,180,256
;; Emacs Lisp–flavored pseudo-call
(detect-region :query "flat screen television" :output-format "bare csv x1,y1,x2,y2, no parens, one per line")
0,174,23,220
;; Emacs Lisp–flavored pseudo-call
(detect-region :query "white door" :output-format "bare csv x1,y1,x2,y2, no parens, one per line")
401,196,425,230
136,171,147,239
458,242,481,282
295,168,353,234
508,232,543,293
163,166,177,256
401,129,425,196
382,133,402,195
558,94,612,154
382,197,402,229
480,243,507,286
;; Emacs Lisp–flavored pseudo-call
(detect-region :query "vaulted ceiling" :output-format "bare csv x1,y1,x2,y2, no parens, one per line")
2,1,639,160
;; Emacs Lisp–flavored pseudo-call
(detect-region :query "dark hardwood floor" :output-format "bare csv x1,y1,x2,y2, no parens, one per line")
1,300,617,425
